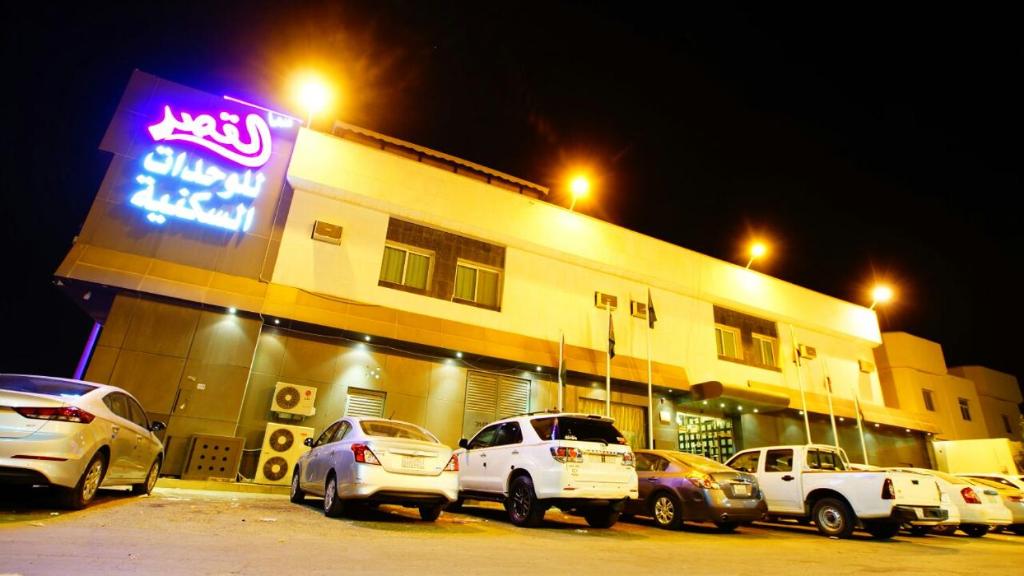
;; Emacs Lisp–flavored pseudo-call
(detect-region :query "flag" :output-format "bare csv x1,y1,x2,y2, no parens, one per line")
608,312,616,360
558,332,567,384
647,289,658,330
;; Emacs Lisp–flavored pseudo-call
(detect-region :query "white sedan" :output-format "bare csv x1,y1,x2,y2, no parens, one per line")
889,468,1011,537
0,374,165,508
290,417,458,521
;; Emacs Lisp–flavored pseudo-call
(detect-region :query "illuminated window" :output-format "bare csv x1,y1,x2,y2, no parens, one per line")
753,334,777,367
922,389,935,412
379,244,431,290
958,398,972,421
454,261,501,309
715,325,742,360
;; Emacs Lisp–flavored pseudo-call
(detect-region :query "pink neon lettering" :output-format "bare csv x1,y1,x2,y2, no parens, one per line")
148,106,272,168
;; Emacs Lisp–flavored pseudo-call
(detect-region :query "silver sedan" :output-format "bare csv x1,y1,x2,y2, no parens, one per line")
291,417,458,521
0,374,165,508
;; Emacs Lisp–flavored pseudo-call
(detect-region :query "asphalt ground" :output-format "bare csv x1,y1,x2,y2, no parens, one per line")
0,487,1021,575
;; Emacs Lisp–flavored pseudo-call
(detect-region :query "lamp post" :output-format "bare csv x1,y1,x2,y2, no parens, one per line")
569,175,589,212
745,242,767,269
869,285,893,310
295,75,332,130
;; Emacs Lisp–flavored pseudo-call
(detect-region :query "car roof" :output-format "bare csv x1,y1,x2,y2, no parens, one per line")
488,412,615,425
0,373,134,397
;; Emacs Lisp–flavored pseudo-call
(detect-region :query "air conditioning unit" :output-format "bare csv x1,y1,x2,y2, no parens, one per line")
797,344,818,359
254,423,314,485
630,300,648,320
272,382,317,417
594,291,618,310
859,359,876,373
311,220,343,245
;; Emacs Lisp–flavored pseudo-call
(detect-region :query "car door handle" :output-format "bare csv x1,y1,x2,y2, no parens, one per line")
479,453,487,458
646,477,660,482
782,475,795,481
511,450,519,455
111,425,120,439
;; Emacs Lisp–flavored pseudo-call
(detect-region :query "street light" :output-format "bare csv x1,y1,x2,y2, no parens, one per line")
870,285,893,310
569,175,589,211
294,74,332,129
745,242,767,269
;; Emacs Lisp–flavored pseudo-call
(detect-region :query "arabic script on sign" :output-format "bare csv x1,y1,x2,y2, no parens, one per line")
148,106,272,168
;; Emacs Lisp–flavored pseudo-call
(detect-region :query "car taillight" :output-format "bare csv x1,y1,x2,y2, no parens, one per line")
686,473,721,490
961,487,982,504
622,452,635,467
351,443,380,465
881,478,895,500
1008,495,1022,503
549,446,584,463
14,406,94,424
444,455,459,472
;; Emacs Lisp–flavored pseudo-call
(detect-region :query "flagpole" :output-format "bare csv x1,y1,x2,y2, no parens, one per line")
790,324,812,444
824,359,839,450
853,380,870,465
606,309,612,418
558,331,564,411
646,316,654,450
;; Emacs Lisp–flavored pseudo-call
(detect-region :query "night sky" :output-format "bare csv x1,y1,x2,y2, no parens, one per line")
4,3,1021,396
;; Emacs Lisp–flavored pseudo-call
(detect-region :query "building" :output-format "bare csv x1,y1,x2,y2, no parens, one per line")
56,71,988,480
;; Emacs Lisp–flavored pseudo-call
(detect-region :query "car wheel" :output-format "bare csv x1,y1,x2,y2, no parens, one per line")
961,524,989,538
419,504,444,521
60,452,107,510
446,498,464,513
650,492,684,530
323,474,345,518
131,459,161,496
812,497,855,538
584,506,621,528
507,476,546,527
930,524,956,535
289,471,305,504
909,525,933,537
715,521,739,533
865,521,900,540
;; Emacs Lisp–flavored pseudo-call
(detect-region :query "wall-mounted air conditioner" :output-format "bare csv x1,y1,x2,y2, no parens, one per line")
254,423,314,485
272,382,317,417
311,220,343,245
594,291,618,310
858,359,876,373
630,300,648,320
797,344,818,360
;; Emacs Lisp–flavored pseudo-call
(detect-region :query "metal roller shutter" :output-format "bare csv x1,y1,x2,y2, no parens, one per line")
462,371,530,438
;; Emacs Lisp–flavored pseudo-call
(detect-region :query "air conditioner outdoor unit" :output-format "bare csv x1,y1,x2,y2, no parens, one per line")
630,300,648,320
859,359,876,373
272,382,317,417
594,291,618,310
311,220,343,245
254,423,314,485
797,344,818,359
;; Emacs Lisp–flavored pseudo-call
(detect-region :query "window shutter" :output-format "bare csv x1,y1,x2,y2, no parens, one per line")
345,388,386,418
497,376,531,419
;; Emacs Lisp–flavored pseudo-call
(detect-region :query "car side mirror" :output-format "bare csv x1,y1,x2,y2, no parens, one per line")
149,420,166,432
304,438,314,447
459,438,469,449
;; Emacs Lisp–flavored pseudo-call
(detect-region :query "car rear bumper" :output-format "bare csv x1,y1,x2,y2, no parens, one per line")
0,429,99,489
690,491,768,523
891,505,948,526
340,466,458,503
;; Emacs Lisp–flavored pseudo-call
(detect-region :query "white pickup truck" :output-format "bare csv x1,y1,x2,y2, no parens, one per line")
725,444,947,539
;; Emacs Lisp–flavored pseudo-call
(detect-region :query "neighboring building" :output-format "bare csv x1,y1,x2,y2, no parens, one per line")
874,332,1023,443
56,72,951,478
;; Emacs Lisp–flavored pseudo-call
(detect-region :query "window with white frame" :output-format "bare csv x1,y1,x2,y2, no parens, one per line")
453,261,501,309
753,333,777,367
922,389,936,412
379,243,432,290
958,397,972,421
715,324,742,360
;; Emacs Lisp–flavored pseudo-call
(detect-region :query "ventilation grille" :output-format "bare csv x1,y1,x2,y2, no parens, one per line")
497,377,531,419
465,372,499,413
346,387,386,418
181,435,244,481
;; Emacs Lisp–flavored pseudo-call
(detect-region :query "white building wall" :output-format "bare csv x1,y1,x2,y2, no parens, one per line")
276,129,884,406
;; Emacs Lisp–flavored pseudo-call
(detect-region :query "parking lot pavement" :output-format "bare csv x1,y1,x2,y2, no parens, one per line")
1,487,1021,576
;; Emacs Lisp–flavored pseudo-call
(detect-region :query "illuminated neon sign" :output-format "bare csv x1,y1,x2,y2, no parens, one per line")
130,101,296,233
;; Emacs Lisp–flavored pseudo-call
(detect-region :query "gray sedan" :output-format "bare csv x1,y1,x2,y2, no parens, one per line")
625,449,767,531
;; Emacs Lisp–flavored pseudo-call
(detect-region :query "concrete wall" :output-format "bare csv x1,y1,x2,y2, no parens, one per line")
949,366,1023,441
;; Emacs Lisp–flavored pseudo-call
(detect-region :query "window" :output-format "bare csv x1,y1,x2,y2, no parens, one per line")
102,392,131,421
454,261,501,308
1002,414,1013,434
958,398,972,421
467,424,502,450
529,417,628,445
922,389,935,412
126,397,150,429
379,244,431,290
753,333,777,367
360,420,437,443
728,451,760,474
0,375,97,397
805,449,847,471
495,422,523,446
764,449,793,473
330,421,352,443
715,324,742,360
314,421,342,448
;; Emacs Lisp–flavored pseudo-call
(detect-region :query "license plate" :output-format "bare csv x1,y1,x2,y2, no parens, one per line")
402,456,424,469
732,484,750,496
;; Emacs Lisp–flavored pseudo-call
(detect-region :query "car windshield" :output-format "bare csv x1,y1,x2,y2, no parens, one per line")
531,416,628,445
667,451,734,473
359,420,437,443
0,375,97,397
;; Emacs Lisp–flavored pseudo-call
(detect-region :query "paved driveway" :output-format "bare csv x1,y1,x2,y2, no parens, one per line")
1,487,1021,575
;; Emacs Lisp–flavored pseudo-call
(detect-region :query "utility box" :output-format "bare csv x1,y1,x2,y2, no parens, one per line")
933,438,1024,475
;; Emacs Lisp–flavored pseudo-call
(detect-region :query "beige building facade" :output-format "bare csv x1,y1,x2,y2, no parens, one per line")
56,72,1017,479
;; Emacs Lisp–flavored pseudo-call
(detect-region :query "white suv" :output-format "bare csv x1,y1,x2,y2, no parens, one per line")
452,412,638,527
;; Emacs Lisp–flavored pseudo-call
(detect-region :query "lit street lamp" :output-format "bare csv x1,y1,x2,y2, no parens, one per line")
745,242,767,269
569,175,589,212
294,74,332,129
870,285,893,310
